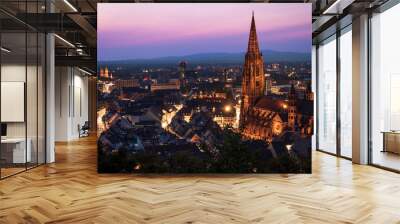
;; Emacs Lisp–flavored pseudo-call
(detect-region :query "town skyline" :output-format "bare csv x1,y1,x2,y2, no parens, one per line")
97,9,312,173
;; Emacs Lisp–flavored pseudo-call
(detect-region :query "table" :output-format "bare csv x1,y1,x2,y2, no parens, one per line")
1,138,31,164
382,131,400,154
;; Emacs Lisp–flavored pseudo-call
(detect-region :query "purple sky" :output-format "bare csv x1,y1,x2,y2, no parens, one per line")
98,3,311,61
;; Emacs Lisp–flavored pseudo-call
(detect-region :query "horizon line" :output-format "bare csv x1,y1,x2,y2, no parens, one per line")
98,48,311,62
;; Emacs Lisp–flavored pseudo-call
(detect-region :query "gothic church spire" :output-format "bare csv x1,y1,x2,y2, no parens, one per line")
240,12,266,129
247,11,260,54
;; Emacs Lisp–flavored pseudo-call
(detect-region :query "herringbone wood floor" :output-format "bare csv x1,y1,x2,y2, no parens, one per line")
1,136,400,224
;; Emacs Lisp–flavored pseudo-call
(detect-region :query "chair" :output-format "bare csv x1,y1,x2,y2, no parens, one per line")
79,121,90,138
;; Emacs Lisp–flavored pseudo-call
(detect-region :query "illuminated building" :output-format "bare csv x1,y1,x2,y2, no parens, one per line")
240,13,314,141
265,74,272,95
99,66,113,80
213,107,236,128
104,67,109,78
239,12,266,129
114,79,140,89
151,79,180,92
192,82,227,100
179,61,187,89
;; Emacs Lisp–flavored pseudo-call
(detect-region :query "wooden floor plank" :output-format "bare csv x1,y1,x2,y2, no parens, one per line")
0,136,400,223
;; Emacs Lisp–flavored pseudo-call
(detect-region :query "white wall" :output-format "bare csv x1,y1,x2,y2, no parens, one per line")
72,72,89,138
1,64,26,138
54,67,89,141
1,63,46,164
55,67,69,141
1,64,42,138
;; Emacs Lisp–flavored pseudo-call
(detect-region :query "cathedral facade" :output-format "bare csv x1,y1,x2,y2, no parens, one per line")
240,14,313,142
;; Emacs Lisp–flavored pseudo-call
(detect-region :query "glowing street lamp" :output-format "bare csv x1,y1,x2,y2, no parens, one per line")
224,105,232,112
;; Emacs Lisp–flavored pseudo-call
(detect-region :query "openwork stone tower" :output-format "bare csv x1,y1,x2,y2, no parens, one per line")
240,12,266,128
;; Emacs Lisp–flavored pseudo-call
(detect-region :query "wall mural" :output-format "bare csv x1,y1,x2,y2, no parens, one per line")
97,3,313,173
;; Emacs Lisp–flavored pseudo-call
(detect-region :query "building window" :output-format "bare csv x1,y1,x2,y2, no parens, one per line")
339,27,352,158
370,3,400,171
0,3,46,179
317,35,337,154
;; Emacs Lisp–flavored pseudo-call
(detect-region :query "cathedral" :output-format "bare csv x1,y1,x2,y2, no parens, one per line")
99,67,113,79
239,13,313,142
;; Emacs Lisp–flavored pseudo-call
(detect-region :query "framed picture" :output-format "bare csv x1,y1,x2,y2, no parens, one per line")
97,3,313,173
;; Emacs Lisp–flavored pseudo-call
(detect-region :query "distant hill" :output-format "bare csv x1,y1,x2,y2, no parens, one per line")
100,49,310,66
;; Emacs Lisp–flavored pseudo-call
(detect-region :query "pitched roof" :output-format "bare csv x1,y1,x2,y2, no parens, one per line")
254,96,285,112
253,96,313,117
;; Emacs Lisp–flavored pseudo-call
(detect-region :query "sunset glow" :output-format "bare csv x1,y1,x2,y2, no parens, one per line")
98,3,311,61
